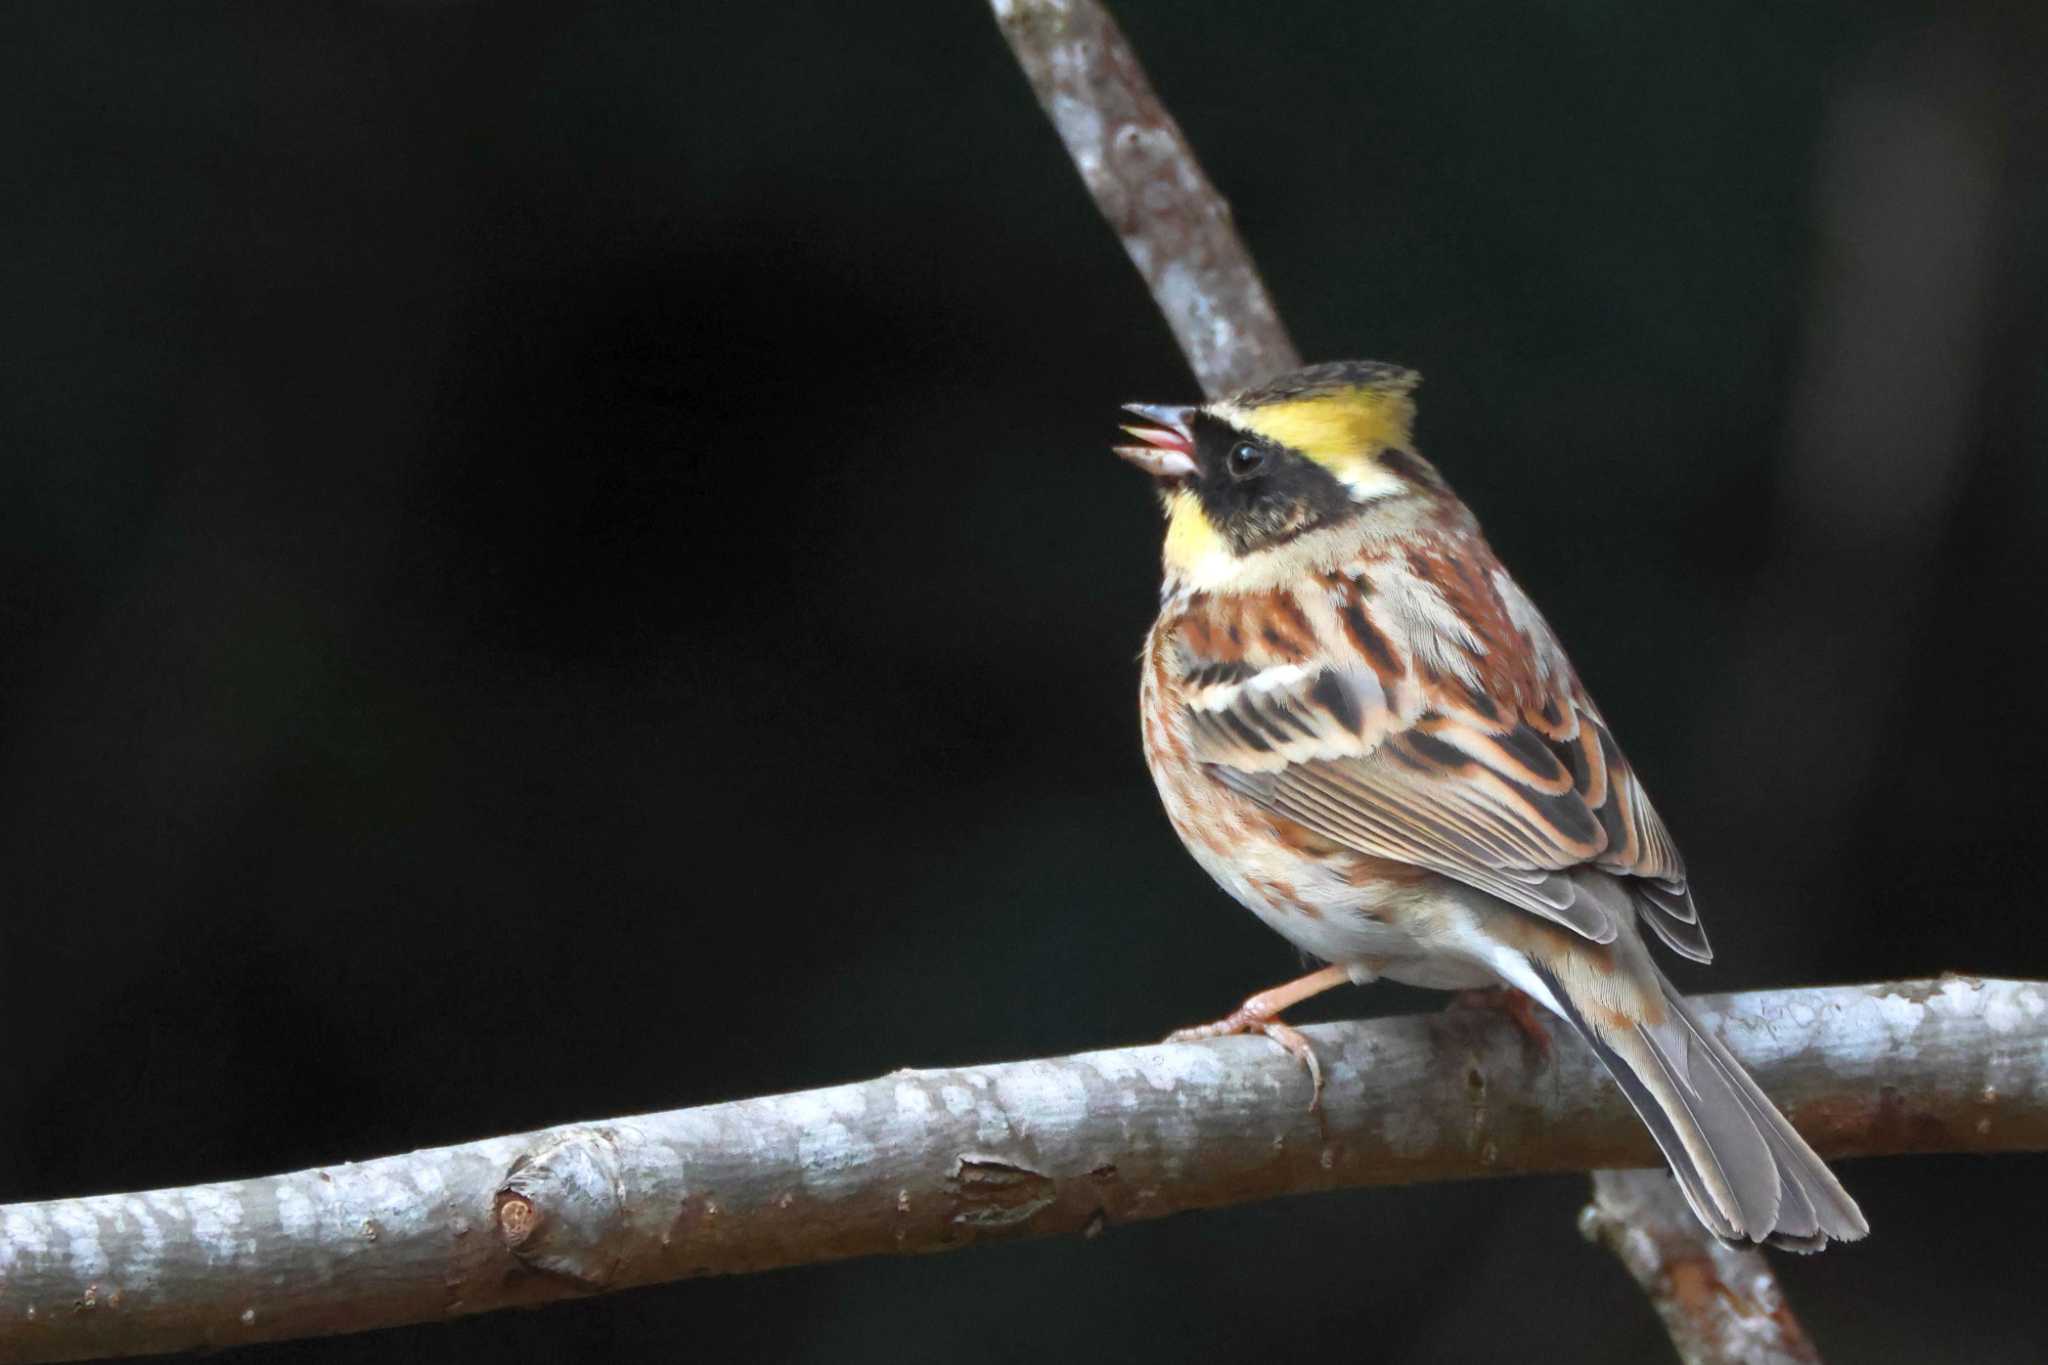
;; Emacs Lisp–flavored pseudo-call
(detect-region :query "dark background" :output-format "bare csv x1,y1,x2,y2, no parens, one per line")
4,1,2045,1360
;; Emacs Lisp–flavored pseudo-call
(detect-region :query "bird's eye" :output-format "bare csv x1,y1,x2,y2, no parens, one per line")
1227,441,1268,478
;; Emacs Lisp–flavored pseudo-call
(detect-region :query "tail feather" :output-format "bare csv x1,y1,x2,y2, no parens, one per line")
1656,978,1869,1247
1634,1006,1782,1238
1528,959,1867,1251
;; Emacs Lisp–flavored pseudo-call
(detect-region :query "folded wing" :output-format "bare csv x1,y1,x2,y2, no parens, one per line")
1177,617,1710,960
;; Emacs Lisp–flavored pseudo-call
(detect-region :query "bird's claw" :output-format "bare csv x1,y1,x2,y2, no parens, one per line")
1165,1011,1325,1111
1450,987,1553,1057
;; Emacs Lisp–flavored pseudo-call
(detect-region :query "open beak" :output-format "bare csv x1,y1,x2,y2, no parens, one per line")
1115,402,1199,481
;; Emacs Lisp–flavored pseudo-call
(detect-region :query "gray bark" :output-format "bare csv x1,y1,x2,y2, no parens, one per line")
991,0,1302,397
1,977,2042,1363
1584,1171,1822,1365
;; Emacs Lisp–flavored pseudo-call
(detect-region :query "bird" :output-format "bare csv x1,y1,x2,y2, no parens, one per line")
1115,359,1867,1251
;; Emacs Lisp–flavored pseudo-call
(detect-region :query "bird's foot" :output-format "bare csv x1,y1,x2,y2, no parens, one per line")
1451,986,1552,1057
1164,963,1351,1110
1166,1010,1324,1109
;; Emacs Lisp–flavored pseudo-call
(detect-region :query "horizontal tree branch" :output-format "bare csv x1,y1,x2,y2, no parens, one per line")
0,976,2041,1362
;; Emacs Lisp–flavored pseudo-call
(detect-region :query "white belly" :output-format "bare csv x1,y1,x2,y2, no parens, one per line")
1177,822,1500,992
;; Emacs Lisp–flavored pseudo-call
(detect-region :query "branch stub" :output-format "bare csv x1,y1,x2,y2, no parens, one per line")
494,1127,629,1287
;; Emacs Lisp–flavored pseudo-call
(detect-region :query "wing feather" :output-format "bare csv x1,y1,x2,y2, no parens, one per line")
1167,569,1705,956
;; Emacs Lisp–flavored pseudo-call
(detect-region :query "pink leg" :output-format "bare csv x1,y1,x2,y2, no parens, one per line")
1165,964,1351,1109
1451,986,1553,1056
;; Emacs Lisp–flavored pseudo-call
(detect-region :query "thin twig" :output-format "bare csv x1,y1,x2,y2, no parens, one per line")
0,978,2043,1362
1584,1170,1822,1365
991,0,1300,397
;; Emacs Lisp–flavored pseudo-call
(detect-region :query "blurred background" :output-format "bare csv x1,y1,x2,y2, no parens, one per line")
3,1,2044,1360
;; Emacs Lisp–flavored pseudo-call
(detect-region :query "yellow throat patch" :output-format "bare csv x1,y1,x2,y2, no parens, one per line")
1159,368,1423,583
1163,488,1226,575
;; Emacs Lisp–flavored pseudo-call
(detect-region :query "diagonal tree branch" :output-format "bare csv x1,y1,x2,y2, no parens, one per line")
1,978,2044,1362
991,0,1300,395
1584,1170,1822,1365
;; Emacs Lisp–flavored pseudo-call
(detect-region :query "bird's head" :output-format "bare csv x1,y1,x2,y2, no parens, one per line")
1116,360,1448,591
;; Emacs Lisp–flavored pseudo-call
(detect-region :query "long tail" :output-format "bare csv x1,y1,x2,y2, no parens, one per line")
1525,952,1868,1251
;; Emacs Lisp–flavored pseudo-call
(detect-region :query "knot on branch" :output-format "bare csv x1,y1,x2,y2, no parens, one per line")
949,1155,1058,1229
495,1128,628,1287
